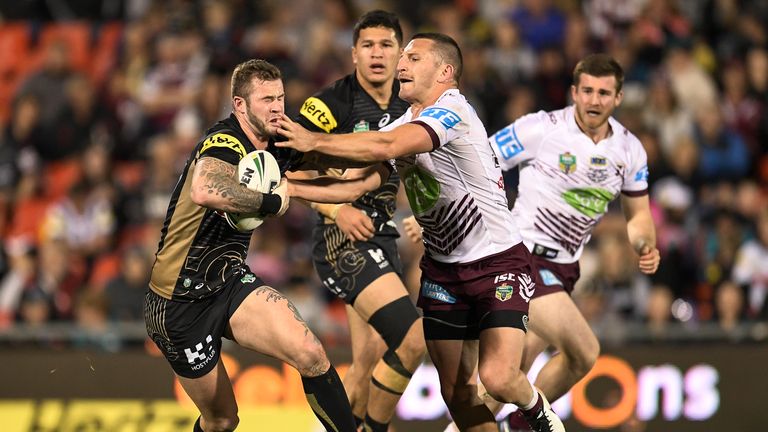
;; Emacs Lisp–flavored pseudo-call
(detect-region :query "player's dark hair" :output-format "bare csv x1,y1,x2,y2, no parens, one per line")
573,53,625,92
231,59,282,99
353,10,403,46
411,32,463,84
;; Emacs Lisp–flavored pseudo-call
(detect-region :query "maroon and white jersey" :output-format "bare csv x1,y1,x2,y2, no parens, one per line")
489,106,649,263
384,89,521,263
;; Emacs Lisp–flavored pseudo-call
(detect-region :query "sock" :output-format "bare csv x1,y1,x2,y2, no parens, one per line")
301,366,357,432
363,414,389,432
354,415,364,427
520,391,543,419
520,387,539,411
192,416,204,432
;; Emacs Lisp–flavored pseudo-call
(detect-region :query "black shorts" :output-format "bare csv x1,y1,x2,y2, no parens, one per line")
312,224,403,305
144,271,264,379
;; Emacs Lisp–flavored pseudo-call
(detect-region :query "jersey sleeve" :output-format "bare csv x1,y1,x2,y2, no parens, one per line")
411,96,469,150
196,131,248,165
488,110,549,171
621,135,649,196
296,85,348,134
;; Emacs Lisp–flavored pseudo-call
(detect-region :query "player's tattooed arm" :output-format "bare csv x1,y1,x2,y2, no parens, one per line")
190,156,265,213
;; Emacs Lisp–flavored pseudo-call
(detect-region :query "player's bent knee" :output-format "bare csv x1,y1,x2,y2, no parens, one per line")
368,296,421,353
292,337,330,377
478,363,521,400
571,336,600,377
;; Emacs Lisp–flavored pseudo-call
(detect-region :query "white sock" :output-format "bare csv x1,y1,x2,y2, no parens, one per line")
520,384,539,411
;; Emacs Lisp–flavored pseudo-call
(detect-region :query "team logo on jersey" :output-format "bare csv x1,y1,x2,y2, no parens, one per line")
240,273,256,283
495,283,514,302
353,120,369,132
420,107,461,129
378,113,391,128
422,280,456,303
559,152,577,174
587,167,609,183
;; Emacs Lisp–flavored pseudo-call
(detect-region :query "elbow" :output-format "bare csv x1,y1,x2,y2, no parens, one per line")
189,186,211,208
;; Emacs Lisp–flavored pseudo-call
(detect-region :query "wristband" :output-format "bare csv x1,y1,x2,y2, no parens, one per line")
258,193,282,215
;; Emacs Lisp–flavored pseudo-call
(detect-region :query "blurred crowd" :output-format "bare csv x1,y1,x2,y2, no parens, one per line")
1,0,767,351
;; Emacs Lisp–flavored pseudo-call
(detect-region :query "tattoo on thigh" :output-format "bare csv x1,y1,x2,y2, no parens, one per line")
254,286,320,343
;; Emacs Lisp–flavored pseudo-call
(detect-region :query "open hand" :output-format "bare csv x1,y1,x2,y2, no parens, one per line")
276,115,317,152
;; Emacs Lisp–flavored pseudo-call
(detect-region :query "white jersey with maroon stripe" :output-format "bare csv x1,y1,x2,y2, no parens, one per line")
489,105,649,264
383,89,520,263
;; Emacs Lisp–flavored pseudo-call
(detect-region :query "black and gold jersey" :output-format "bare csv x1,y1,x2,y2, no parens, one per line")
297,73,409,229
149,114,303,301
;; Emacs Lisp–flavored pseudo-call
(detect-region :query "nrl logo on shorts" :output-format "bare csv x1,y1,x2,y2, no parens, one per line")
240,273,256,283
495,283,514,302
559,152,577,174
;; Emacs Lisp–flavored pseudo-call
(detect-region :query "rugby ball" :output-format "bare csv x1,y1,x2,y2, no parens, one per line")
224,150,281,232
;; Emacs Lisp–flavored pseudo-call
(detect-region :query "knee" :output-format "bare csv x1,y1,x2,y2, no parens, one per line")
478,362,521,400
204,413,239,432
396,323,426,366
293,337,330,377
567,335,600,377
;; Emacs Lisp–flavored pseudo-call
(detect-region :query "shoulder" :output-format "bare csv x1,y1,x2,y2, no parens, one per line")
197,119,252,161
298,75,356,133
611,118,645,154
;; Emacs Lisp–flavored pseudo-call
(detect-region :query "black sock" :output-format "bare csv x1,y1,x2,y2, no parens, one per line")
192,416,204,432
363,414,389,432
354,415,365,427
301,366,357,432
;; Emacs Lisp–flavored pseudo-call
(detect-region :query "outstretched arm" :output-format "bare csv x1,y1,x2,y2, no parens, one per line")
621,194,660,274
288,164,389,204
277,114,434,162
190,156,289,216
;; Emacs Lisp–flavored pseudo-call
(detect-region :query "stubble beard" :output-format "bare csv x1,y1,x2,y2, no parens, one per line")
247,106,273,141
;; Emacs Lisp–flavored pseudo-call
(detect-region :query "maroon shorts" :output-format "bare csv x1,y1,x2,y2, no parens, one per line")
530,255,581,298
417,243,535,340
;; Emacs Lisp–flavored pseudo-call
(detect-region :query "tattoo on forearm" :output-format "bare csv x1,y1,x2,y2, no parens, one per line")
196,157,264,213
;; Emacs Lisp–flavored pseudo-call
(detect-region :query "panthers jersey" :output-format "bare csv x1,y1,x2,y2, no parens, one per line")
149,114,304,301
297,73,409,229
490,105,649,264
385,89,520,263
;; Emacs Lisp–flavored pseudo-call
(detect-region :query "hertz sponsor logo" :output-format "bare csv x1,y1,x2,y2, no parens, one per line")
200,133,246,157
300,97,338,133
